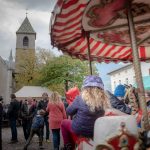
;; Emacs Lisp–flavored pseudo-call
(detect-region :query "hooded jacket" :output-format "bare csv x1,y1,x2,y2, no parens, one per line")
31,115,44,129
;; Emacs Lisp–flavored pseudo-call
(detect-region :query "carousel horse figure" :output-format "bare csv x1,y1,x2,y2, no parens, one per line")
76,115,140,150
124,85,139,115
124,85,150,149
76,108,138,150
123,85,144,130
94,115,139,150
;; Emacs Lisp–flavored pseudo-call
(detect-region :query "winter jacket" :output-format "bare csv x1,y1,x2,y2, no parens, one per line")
46,102,67,129
37,99,49,117
7,99,20,120
106,90,131,114
37,99,48,110
31,115,44,129
21,103,36,120
67,96,105,138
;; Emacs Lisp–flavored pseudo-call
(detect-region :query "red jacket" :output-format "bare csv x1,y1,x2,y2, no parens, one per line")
46,102,67,129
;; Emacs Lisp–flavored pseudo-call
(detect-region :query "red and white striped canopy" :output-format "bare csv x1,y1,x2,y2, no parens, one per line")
50,0,150,63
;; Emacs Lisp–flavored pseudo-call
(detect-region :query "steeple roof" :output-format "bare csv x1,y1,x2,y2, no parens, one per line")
16,17,36,34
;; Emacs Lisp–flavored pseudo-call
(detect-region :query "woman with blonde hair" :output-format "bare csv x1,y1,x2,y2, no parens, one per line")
61,75,110,150
46,91,67,150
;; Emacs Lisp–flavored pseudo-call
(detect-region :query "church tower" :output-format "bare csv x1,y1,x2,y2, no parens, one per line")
15,16,36,73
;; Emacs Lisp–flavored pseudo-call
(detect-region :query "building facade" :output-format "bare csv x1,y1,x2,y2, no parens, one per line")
0,51,14,104
108,62,150,93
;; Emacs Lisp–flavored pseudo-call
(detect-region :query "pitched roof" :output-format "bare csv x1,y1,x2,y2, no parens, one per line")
16,17,36,34
15,86,52,98
107,64,132,75
0,56,8,68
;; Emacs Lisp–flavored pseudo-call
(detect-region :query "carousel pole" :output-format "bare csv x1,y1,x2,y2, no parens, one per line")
86,31,93,75
127,1,149,130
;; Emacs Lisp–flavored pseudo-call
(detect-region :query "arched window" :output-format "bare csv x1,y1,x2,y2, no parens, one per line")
23,36,29,46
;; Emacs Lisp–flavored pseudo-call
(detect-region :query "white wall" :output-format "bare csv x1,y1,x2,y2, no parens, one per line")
109,62,150,93
0,57,10,104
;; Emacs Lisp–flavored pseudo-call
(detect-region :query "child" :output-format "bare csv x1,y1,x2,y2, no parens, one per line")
61,75,111,150
23,109,45,150
46,91,67,150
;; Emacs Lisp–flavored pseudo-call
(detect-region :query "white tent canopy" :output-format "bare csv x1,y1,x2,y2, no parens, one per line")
15,86,52,98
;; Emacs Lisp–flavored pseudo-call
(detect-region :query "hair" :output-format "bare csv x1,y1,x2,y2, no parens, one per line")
50,91,61,104
11,93,16,99
81,87,111,112
42,92,48,97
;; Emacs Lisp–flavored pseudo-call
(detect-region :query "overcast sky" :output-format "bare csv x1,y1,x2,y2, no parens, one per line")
0,0,124,91
0,0,61,60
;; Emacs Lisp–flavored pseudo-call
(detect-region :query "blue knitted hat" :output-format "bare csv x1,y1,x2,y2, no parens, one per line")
82,75,104,90
114,84,125,97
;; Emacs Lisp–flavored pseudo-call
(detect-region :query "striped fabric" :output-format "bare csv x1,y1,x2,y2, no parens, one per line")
50,0,150,63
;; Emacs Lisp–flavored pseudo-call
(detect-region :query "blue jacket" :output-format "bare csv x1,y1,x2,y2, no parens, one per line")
31,115,44,129
66,96,104,138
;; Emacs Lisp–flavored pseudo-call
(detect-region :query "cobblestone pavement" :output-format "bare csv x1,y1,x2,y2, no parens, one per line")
2,127,54,150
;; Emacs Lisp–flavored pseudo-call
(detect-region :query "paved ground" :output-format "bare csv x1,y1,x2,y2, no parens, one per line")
2,127,54,150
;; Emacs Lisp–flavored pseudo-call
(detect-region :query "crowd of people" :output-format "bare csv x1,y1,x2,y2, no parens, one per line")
0,93,51,149
0,90,68,150
0,75,150,150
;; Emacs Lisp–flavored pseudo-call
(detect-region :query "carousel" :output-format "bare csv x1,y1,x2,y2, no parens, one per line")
50,0,150,149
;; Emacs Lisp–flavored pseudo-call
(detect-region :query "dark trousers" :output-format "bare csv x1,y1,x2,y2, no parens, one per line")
0,121,2,150
24,128,43,149
42,117,49,140
9,119,18,141
52,129,60,150
22,119,32,140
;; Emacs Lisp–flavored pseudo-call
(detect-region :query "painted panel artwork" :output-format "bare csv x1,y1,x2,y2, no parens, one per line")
82,0,150,46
